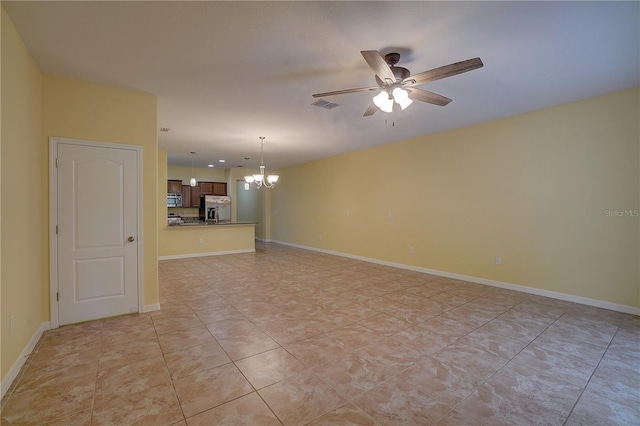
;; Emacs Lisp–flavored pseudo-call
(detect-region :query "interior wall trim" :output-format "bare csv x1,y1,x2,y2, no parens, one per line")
1,322,50,398
143,303,161,313
158,248,255,261
271,240,640,316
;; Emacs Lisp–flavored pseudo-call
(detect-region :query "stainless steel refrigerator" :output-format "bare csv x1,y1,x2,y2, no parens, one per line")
199,195,231,223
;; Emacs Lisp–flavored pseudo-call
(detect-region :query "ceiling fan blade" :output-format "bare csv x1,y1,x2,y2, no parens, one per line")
407,57,483,86
312,86,379,98
407,88,452,106
363,103,378,117
361,50,396,83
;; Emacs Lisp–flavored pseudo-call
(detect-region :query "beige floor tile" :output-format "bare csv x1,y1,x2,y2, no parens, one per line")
92,383,183,425
235,347,306,389
565,387,640,426
1,373,96,425
164,341,232,380
98,335,162,372
307,402,376,425
322,324,379,350
42,409,92,426
157,325,216,354
314,352,391,400
357,313,411,336
352,377,451,425
5,243,639,425
431,342,507,380
355,339,423,375
284,335,353,368
153,312,203,335
185,392,281,425
173,363,253,418
511,345,595,388
455,327,528,360
391,325,457,355
259,371,346,426
398,356,484,406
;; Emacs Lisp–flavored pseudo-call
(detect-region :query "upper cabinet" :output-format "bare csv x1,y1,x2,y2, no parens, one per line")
199,181,227,196
167,179,183,194
180,185,202,207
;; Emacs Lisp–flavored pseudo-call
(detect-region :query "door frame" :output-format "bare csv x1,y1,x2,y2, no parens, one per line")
49,137,144,328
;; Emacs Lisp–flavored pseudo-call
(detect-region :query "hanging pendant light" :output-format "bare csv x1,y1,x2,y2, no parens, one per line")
189,152,197,187
244,137,279,189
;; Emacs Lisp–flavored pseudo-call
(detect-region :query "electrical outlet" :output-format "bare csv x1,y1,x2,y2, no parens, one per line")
495,257,502,265
199,238,204,244
10,316,15,334
409,247,414,254
319,235,323,240
387,211,393,218
346,210,350,217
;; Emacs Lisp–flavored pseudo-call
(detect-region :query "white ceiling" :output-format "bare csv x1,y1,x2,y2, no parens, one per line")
4,1,639,170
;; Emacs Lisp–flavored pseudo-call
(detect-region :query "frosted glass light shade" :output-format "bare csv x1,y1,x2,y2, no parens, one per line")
373,91,389,109
244,176,255,183
267,175,279,184
189,177,196,187
392,87,413,110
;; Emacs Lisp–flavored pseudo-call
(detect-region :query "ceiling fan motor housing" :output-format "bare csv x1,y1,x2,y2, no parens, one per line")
375,66,410,87
375,52,410,87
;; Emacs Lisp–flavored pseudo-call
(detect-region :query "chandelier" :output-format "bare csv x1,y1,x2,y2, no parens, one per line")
244,136,279,189
373,86,413,113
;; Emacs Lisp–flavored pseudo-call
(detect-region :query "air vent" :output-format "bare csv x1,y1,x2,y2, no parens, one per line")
159,127,171,132
312,99,339,110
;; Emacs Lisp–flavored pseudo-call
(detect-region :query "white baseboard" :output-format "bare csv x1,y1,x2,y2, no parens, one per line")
143,303,161,313
158,248,255,261
2,321,50,398
270,240,640,316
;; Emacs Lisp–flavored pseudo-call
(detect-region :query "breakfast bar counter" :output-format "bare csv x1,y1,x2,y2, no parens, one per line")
159,222,257,259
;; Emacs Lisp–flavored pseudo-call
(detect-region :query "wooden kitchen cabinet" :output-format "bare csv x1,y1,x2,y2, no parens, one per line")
213,182,227,196
190,185,201,207
167,179,183,194
181,185,191,208
198,181,227,196
199,181,214,195
181,185,202,207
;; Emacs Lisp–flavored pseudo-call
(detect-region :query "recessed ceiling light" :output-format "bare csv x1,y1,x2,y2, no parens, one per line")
219,159,226,163
207,164,214,168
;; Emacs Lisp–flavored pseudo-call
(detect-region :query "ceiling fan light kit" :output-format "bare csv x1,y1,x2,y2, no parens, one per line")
312,50,483,116
244,137,279,189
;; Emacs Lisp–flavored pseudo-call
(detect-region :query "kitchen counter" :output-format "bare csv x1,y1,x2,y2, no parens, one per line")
167,221,258,227
159,221,257,259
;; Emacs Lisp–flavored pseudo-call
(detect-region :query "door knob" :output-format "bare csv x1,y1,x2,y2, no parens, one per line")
128,236,135,242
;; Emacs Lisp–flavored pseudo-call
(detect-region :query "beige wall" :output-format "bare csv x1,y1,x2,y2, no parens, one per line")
271,87,640,310
42,74,159,308
167,164,226,183
1,8,44,381
1,9,160,384
159,225,256,258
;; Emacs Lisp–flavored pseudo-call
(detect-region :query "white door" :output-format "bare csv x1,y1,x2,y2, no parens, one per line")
55,141,140,325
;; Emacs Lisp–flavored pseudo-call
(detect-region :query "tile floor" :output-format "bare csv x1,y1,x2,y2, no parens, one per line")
2,242,639,425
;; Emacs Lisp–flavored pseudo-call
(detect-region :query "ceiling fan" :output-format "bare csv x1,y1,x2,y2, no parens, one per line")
312,51,483,116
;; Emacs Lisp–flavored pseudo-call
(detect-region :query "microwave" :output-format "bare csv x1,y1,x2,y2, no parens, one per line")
167,193,182,208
